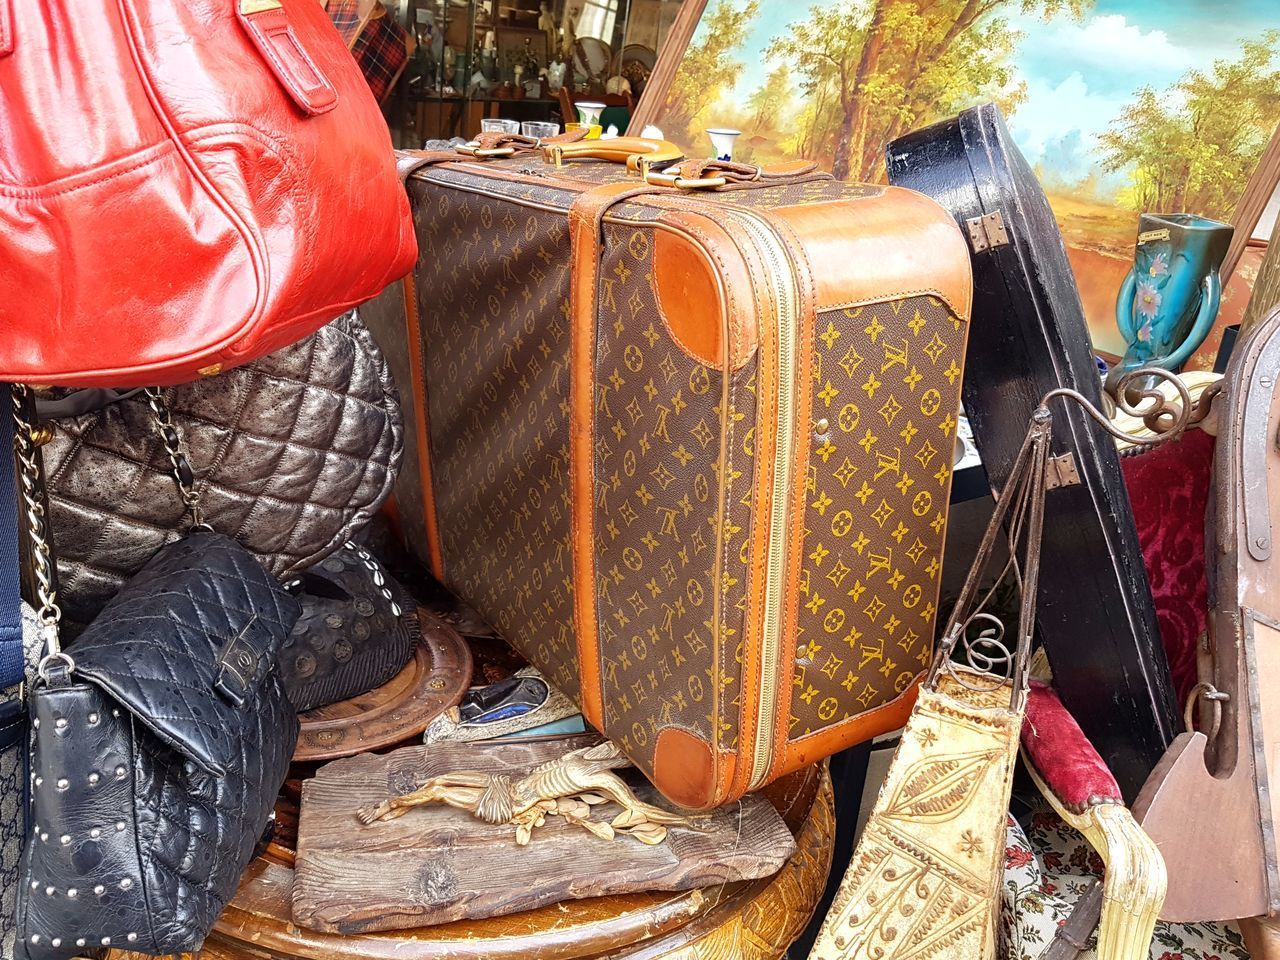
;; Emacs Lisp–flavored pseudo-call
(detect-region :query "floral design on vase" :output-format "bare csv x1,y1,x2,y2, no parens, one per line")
1106,212,1233,393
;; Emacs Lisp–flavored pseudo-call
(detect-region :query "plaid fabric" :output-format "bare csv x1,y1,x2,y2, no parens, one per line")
326,0,369,47
351,11,409,102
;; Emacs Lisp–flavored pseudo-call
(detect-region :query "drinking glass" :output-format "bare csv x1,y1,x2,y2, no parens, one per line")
522,121,561,140
480,118,521,134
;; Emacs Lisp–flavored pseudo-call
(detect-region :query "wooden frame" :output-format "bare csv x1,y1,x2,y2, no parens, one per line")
624,0,706,134
1225,122,1280,283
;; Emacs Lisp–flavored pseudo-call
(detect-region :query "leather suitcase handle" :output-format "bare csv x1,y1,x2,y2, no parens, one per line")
543,137,684,173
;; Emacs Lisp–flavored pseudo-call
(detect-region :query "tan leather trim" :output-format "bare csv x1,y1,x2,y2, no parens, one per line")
770,212,821,785
765,159,834,177
769,188,973,322
653,728,735,811
653,212,759,370
730,215,784,802
778,676,923,774
568,181,656,734
401,272,445,580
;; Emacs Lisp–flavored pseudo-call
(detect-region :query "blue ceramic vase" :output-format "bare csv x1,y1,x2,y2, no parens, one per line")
1107,213,1233,391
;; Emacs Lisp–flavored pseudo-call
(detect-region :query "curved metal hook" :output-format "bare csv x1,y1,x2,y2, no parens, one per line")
1040,365,1204,448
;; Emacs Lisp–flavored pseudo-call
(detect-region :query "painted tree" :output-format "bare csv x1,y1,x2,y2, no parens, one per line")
747,64,795,132
765,4,864,174
661,0,760,145
769,0,1086,181
1100,32,1280,218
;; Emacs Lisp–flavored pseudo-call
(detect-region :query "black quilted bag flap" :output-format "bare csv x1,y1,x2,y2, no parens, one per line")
66,531,301,778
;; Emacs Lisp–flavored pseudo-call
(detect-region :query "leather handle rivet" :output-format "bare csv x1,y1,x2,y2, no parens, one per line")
814,418,830,435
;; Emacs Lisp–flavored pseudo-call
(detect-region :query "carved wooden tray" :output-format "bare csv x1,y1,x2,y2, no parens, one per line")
195,762,830,960
293,609,473,762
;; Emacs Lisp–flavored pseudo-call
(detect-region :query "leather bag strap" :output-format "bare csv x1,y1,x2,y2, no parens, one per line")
0,394,21,689
237,0,338,115
567,182,661,732
0,0,13,58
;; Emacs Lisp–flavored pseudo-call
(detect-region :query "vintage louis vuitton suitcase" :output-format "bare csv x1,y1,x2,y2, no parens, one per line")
887,104,1179,798
371,138,973,809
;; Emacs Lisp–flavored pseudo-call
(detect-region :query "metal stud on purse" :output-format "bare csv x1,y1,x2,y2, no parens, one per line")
11,385,301,960
807,371,1194,960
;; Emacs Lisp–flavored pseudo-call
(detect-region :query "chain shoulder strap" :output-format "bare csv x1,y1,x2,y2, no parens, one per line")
11,385,68,679
142,387,211,531
10,384,210,680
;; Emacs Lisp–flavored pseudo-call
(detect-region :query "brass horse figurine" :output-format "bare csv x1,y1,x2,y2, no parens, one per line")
357,741,693,845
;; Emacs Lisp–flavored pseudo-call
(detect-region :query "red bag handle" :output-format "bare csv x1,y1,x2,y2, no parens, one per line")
0,1,335,111
0,0,13,58
237,0,338,116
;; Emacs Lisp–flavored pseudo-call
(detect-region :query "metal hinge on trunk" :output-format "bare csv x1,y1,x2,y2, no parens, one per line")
965,211,1010,253
1044,452,1080,490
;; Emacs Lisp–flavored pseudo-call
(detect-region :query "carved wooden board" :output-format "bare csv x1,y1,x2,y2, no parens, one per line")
293,736,797,933
293,609,473,762
107,765,829,960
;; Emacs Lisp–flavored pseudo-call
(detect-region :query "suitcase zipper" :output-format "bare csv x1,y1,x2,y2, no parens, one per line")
733,209,800,791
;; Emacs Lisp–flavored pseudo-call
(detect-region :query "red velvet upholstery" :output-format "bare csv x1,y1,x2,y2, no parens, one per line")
1022,681,1124,810
1120,428,1216,707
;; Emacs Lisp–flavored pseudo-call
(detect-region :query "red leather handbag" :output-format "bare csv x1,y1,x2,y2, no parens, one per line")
0,0,416,387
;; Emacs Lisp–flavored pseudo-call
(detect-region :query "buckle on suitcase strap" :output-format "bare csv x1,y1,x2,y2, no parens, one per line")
642,157,829,190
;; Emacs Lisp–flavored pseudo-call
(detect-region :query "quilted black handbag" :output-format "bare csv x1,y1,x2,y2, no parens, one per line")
10,386,301,960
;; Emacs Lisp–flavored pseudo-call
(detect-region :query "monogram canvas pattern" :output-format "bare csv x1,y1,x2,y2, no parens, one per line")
0,735,21,960
2,607,41,960
592,223,728,774
720,358,759,755
716,180,884,209
412,178,583,703
791,297,966,738
406,156,969,801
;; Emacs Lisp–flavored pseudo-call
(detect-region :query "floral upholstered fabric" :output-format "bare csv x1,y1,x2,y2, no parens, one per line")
1000,800,1250,960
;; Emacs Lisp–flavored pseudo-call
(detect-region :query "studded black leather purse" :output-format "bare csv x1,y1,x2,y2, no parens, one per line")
10,386,301,960
279,542,419,714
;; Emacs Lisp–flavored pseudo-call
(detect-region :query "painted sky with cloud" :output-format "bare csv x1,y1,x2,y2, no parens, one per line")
1004,0,1278,195
704,0,1279,196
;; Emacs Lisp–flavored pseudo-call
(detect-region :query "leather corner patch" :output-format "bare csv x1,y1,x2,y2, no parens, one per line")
653,726,722,811
653,228,725,368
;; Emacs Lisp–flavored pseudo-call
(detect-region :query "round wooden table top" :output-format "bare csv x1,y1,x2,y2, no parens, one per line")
196,763,832,960
292,610,473,762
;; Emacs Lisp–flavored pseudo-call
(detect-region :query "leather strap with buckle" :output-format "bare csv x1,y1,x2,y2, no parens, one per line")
643,157,829,191
459,128,590,159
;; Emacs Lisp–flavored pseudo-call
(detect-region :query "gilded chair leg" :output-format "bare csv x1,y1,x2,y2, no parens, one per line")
1025,759,1167,960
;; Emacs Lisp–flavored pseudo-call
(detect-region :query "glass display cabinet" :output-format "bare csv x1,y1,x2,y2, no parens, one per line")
381,0,680,143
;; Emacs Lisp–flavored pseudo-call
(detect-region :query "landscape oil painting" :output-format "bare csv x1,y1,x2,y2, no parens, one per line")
648,0,1280,354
